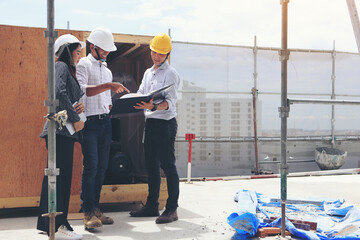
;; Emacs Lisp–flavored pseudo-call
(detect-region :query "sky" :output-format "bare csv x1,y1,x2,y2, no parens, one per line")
2,0,360,131
1,0,360,53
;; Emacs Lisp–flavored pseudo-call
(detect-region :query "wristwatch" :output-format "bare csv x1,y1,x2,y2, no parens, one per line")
151,103,157,111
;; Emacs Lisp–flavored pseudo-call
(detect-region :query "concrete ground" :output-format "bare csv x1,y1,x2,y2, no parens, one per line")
1,173,360,240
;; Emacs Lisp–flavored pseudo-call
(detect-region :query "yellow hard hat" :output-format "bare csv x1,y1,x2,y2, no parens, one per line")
150,33,172,54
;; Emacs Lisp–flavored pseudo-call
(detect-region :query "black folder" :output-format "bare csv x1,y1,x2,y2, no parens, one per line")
110,84,174,115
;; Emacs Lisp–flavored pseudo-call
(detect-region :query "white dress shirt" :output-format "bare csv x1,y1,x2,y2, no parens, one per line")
76,54,113,117
137,60,180,120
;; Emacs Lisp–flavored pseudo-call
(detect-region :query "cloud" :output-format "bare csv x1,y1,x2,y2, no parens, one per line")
71,9,94,15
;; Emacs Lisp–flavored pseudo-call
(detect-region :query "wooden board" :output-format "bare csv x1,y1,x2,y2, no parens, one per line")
0,180,167,214
0,25,153,205
0,25,85,199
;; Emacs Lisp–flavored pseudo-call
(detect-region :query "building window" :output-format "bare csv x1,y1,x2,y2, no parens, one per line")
231,150,240,155
231,126,240,131
231,132,240,137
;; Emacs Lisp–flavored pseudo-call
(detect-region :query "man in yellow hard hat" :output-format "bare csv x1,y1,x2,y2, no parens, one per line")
129,33,181,224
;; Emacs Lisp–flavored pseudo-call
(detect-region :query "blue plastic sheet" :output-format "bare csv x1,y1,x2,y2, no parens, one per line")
227,189,360,239
227,190,260,238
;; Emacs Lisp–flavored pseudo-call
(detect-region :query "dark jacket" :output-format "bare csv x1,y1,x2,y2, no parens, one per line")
40,61,84,139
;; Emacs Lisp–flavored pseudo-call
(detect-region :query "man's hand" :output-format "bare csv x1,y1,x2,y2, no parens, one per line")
74,102,85,114
108,82,130,93
73,120,85,132
86,82,130,97
134,99,154,110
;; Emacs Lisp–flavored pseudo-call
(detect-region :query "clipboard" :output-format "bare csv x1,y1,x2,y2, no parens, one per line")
110,84,174,115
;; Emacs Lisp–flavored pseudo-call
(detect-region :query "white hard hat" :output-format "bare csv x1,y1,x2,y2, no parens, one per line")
54,34,85,57
88,28,117,52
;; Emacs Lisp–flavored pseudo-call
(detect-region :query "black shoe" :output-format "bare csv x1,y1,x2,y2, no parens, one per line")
155,209,178,224
129,206,160,217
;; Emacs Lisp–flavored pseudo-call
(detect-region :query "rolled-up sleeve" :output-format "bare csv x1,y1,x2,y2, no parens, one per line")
76,58,89,94
164,70,180,111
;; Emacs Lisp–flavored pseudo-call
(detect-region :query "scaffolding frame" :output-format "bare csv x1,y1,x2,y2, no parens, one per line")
43,1,62,239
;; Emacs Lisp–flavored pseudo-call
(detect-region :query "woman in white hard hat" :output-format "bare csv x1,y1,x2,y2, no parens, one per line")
76,28,129,230
130,33,181,224
37,34,85,240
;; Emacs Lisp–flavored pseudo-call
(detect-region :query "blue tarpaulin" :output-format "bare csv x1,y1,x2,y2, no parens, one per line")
228,190,360,239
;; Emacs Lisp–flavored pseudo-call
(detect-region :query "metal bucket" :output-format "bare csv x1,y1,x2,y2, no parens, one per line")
315,147,347,170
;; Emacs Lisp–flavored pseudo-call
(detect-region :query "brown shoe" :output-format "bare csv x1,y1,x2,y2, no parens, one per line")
129,206,160,217
84,212,102,229
155,209,178,224
94,208,114,225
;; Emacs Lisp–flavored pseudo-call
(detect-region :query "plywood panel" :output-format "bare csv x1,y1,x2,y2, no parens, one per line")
0,25,84,198
0,180,168,212
0,25,153,210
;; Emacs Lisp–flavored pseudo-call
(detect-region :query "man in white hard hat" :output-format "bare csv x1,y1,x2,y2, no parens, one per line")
129,33,181,224
76,28,129,230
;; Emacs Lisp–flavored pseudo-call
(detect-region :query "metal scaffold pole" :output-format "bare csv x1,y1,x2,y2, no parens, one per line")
346,0,360,53
331,41,336,148
252,36,259,175
279,0,290,237
43,1,60,239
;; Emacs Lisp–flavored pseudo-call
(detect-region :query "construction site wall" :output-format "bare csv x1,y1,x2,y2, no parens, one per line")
0,25,153,209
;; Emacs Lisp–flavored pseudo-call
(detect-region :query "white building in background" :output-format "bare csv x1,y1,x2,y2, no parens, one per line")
175,80,262,178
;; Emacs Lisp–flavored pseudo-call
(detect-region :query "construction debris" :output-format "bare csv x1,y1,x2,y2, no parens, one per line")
228,189,360,239
257,227,290,238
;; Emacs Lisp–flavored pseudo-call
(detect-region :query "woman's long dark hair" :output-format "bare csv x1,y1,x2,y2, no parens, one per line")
57,42,80,78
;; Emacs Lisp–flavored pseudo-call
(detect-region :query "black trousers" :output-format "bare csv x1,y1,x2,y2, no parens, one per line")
37,134,75,234
144,118,179,210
